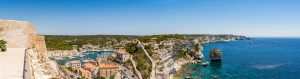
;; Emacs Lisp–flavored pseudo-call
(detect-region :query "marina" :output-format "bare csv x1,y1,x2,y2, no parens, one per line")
55,51,116,65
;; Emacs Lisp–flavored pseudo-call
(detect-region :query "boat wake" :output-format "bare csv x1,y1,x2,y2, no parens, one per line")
250,63,286,70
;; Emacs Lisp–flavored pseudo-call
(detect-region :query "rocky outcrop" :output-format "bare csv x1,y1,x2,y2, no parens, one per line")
0,20,36,48
209,48,222,61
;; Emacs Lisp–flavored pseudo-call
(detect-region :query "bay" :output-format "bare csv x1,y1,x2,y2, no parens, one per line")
186,38,300,79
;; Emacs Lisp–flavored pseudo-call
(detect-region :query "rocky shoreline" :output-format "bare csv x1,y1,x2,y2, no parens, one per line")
172,37,249,79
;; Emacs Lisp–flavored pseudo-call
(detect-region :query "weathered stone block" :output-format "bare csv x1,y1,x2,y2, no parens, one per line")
0,20,36,48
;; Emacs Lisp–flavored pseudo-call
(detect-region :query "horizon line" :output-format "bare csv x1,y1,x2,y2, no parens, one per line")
39,34,300,38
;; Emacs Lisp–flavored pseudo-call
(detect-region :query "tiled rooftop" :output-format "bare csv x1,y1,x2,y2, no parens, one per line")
84,63,96,69
99,62,119,69
117,49,129,55
79,68,91,74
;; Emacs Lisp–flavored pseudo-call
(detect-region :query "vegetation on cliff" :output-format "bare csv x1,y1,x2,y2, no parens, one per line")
125,43,138,53
134,49,152,78
0,40,7,52
178,49,188,59
139,34,185,43
124,43,152,78
45,35,137,50
193,43,200,52
183,34,210,38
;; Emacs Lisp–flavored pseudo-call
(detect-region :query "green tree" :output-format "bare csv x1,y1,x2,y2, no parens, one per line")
70,75,74,78
194,43,200,52
97,76,105,79
178,49,186,59
0,40,7,52
125,43,137,54
109,75,115,79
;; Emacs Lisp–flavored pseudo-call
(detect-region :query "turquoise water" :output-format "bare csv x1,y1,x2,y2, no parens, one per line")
186,38,300,79
56,51,115,65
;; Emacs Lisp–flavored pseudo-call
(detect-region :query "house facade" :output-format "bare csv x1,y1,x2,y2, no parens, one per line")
79,68,92,79
70,60,81,68
117,49,130,62
98,62,119,78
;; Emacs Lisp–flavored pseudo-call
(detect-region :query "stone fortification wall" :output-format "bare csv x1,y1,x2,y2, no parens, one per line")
0,20,36,48
36,35,47,61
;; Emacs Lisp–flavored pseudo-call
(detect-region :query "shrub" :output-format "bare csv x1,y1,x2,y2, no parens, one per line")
194,43,200,52
125,43,137,54
109,75,115,79
70,75,74,78
97,76,105,79
0,40,7,52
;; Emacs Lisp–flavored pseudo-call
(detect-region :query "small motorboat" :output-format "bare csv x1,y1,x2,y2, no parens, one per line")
201,61,209,66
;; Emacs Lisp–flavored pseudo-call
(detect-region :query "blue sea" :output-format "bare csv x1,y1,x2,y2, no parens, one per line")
186,38,300,79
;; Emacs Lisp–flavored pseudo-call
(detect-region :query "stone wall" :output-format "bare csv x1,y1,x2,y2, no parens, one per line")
0,20,58,78
36,35,47,61
0,20,36,48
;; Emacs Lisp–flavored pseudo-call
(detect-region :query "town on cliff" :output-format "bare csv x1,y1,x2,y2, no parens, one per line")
0,20,249,79
44,34,249,79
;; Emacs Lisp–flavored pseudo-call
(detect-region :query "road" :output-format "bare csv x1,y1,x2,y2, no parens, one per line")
119,65,139,79
130,55,143,79
62,67,78,79
136,40,156,79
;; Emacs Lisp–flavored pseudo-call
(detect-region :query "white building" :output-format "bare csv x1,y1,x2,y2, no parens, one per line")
70,60,81,68
117,49,130,62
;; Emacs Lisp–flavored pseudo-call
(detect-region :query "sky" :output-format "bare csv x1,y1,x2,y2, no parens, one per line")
0,0,300,37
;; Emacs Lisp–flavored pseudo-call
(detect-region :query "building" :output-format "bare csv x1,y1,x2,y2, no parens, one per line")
117,49,130,62
83,60,97,66
83,63,97,75
97,55,108,64
70,60,81,68
98,62,119,78
79,68,92,79
48,49,80,58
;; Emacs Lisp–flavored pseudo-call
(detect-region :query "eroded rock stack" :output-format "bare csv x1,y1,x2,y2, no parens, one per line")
209,48,222,61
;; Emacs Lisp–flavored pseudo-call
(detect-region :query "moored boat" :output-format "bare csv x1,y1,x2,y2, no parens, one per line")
201,61,209,66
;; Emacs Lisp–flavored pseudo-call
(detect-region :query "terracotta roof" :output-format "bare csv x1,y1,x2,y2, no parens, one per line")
79,68,91,74
99,62,119,69
84,63,96,69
